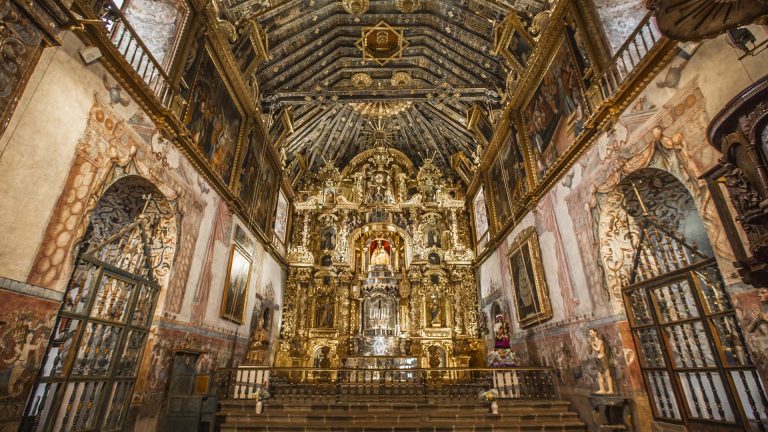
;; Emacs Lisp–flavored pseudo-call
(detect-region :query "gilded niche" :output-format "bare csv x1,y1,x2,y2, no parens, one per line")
276,146,481,368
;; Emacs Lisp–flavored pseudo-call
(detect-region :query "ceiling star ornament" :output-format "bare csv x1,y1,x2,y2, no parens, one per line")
355,20,410,66
648,0,768,41
395,0,420,13
342,0,369,15
360,117,397,148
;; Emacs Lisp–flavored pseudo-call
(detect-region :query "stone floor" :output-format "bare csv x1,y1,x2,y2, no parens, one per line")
217,399,587,431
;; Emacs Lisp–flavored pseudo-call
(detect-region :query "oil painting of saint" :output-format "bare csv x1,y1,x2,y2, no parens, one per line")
524,41,586,180
220,245,252,323
507,30,533,68
238,124,261,211
253,153,278,233
187,50,242,185
508,227,552,328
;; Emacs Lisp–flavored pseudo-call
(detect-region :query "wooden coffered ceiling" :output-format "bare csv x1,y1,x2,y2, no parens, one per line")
224,0,546,173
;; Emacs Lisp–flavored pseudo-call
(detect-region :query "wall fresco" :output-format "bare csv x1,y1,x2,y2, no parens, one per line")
479,28,768,431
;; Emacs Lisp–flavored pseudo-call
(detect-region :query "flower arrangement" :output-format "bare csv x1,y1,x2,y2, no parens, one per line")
257,388,270,401
478,388,499,402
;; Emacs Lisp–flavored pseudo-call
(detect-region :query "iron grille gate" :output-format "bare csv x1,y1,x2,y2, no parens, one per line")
622,215,768,430
22,206,163,431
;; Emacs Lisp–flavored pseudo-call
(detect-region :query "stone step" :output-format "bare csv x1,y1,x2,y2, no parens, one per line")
219,420,587,432
220,400,573,411
216,410,577,421
217,399,586,431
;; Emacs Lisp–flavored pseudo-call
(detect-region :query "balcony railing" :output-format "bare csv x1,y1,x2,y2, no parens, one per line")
75,0,183,115
585,12,666,115
216,367,558,403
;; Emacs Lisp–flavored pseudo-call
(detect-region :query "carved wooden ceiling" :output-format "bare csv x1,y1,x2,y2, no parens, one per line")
223,0,546,173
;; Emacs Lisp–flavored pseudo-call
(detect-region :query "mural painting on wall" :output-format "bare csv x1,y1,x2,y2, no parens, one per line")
123,0,186,65
508,227,552,328
524,40,587,180
0,293,56,432
220,244,252,323
186,48,242,185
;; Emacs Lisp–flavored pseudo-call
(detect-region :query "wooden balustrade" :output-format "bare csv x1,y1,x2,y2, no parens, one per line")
215,367,557,403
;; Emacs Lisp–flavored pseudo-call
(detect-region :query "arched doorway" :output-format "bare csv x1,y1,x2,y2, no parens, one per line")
601,168,768,430
21,176,177,432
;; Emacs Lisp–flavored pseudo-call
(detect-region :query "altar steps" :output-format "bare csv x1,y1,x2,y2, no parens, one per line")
217,400,586,431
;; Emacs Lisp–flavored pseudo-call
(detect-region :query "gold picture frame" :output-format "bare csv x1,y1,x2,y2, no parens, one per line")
220,244,252,324
466,104,494,146
507,227,552,328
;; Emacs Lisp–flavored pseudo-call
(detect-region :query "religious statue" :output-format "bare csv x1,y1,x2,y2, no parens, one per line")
315,296,334,328
589,329,615,395
493,313,510,348
371,240,390,267
246,312,270,363
429,296,442,327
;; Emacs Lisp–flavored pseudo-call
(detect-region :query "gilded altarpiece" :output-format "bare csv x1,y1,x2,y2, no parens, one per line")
271,146,483,369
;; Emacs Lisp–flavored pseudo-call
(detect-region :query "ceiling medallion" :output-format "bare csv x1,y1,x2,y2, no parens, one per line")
351,72,373,88
360,117,397,147
391,71,412,87
395,0,420,13
355,20,410,66
342,0,370,15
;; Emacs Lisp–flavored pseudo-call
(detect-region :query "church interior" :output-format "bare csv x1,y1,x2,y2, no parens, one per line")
2,0,768,431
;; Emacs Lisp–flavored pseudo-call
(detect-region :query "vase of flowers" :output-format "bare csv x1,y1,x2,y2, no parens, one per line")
479,389,499,414
255,388,270,414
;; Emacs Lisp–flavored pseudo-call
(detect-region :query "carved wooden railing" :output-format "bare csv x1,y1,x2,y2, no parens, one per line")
216,366,558,402
80,0,182,115
585,12,666,116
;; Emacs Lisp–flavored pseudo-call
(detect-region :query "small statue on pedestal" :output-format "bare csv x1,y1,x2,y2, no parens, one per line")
589,328,615,395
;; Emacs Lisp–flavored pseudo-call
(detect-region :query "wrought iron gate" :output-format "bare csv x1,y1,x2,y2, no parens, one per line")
21,197,167,431
623,204,768,430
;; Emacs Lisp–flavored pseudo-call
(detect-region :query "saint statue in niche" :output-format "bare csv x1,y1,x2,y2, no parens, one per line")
589,329,615,394
315,296,334,328
371,240,390,267
429,296,442,327
427,228,441,248
321,228,336,250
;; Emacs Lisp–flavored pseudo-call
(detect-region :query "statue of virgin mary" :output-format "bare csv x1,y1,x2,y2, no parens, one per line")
371,240,390,267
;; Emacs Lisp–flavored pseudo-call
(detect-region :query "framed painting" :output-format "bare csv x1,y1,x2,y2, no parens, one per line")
467,104,494,145
273,189,289,252
269,107,294,148
493,13,535,72
487,124,527,231
472,186,490,250
253,152,279,234
523,40,587,181
237,122,262,211
507,227,552,328
186,46,243,185
220,244,252,324
487,155,510,231
500,124,528,205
